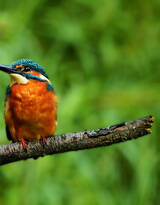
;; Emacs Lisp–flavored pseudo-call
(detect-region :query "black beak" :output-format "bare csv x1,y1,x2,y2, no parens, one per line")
0,65,20,74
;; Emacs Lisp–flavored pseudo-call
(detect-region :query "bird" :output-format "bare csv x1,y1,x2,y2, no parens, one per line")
0,59,57,148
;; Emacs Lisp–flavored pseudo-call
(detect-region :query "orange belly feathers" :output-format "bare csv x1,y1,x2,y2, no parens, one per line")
5,80,57,142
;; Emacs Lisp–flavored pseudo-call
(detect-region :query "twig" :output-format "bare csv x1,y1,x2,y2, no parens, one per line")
0,115,154,166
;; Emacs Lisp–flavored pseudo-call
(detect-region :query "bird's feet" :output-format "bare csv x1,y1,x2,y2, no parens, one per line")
20,138,27,149
41,136,47,143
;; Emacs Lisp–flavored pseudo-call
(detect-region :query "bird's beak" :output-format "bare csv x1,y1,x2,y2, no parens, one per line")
0,65,20,74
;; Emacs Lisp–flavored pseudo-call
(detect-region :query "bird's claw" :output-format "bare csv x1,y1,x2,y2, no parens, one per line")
20,138,27,149
42,136,47,143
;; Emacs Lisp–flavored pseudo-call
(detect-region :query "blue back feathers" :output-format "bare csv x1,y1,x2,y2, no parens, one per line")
6,85,11,96
22,73,46,82
11,59,48,78
47,83,54,91
22,73,54,91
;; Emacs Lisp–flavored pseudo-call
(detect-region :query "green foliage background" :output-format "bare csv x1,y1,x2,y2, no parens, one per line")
0,0,160,204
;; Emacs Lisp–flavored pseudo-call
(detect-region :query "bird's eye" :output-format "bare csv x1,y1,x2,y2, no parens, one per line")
23,66,31,72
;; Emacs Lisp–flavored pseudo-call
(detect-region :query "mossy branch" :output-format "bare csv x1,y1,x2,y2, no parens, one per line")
0,115,154,166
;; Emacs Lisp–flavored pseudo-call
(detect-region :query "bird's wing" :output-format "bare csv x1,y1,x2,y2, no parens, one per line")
5,125,12,141
5,86,12,141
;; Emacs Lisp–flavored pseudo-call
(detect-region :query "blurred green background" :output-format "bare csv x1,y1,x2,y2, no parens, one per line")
0,0,160,204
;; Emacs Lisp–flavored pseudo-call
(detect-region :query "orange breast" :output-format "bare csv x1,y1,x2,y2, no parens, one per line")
5,80,57,142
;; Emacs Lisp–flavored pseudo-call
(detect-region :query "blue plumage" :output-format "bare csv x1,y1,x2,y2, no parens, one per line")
22,73,54,91
47,83,54,91
22,73,46,82
11,59,48,78
6,85,11,96
6,59,53,93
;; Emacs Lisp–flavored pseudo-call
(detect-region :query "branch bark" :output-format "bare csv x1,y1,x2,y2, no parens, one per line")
0,115,154,166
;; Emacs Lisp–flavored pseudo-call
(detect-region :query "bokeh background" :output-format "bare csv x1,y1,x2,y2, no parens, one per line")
0,0,160,204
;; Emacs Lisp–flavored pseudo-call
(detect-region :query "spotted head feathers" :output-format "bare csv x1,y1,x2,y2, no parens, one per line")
11,59,48,78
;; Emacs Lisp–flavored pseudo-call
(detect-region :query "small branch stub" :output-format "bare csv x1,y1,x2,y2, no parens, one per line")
0,115,154,166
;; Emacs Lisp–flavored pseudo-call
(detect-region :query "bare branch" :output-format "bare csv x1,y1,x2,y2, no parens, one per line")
0,115,154,166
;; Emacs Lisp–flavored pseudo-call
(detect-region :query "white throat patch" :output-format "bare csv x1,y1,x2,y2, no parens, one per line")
10,73,29,86
39,74,50,82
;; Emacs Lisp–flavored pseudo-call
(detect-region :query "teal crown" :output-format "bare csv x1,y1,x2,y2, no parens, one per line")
11,59,48,78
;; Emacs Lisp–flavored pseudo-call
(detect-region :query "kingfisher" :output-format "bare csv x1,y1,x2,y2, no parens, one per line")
0,59,57,148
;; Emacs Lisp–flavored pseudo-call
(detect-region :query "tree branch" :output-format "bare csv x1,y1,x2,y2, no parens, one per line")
0,115,154,166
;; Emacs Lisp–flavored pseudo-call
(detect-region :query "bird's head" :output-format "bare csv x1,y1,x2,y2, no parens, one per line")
0,59,50,86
